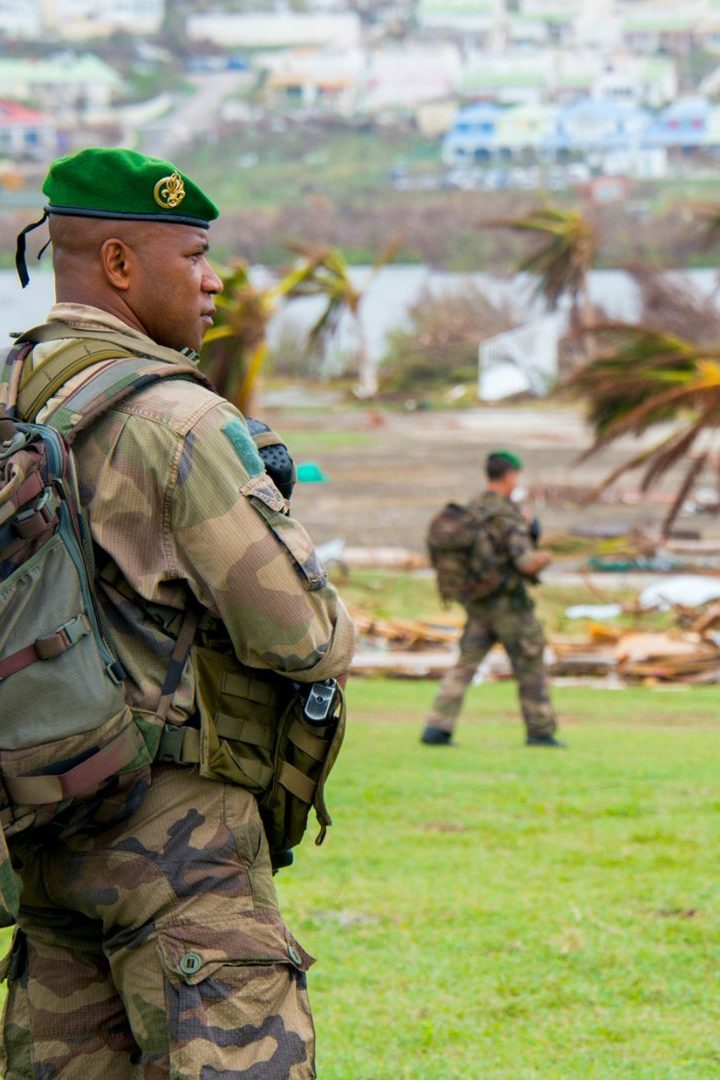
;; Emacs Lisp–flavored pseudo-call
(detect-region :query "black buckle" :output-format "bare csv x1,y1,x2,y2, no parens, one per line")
157,723,185,764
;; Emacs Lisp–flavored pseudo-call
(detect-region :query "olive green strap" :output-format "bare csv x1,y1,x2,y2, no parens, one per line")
288,719,326,762
278,762,315,804
18,338,136,421
216,713,274,750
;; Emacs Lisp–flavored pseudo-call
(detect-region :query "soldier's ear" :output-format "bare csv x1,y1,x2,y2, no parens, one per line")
101,238,133,291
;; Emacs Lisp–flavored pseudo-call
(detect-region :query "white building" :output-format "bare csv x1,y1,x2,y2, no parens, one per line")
40,0,165,38
186,13,362,52
0,55,123,113
361,45,463,112
417,0,506,30
0,0,42,38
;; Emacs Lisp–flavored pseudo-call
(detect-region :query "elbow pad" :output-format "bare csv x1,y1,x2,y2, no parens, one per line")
246,417,296,501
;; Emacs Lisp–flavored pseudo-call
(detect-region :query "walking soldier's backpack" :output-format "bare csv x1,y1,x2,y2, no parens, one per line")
426,500,506,605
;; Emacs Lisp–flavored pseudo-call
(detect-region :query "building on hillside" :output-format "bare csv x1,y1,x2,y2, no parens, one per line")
264,49,362,113
621,8,699,56
41,0,165,38
458,53,549,106
0,0,42,38
441,101,501,163
416,0,506,47
591,56,678,108
493,102,557,159
186,13,361,51
516,0,577,44
0,100,55,159
0,55,123,114
544,98,651,157
643,96,711,151
572,0,621,49
360,45,463,113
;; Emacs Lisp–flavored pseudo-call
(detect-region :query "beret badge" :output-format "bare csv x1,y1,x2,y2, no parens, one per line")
153,171,186,209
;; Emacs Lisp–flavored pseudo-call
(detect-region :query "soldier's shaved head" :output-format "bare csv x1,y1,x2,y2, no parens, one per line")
48,214,222,351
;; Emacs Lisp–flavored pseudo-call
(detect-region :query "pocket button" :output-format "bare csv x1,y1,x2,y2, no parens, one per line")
179,951,203,976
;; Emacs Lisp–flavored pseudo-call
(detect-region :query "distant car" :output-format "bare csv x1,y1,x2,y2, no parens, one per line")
226,55,250,71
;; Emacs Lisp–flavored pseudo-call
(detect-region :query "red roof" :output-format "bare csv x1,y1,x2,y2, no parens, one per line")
0,100,51,126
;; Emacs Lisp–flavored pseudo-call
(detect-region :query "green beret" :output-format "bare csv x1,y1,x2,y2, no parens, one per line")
42,147,219,227
487,450,523,471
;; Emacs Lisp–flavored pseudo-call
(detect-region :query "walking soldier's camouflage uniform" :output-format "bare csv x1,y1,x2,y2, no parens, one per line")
0,149,355,1078
425,490,557,741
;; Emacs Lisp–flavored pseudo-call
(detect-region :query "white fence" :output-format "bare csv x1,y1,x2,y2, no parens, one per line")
478,312,567,401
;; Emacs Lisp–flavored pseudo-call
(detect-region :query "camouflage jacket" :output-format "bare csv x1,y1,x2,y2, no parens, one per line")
467,490,536,601
24,303,355,723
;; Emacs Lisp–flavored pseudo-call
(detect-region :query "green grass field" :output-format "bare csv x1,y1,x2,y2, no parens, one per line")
276,679,720,1079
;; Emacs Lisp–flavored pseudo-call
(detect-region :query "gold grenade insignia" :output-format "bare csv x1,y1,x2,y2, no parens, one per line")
153,171,186,209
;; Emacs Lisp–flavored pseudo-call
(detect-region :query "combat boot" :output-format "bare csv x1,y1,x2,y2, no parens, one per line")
420,725,454,746
526,734,566,748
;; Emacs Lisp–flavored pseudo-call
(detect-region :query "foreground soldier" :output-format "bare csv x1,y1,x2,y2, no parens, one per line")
1,148,354,1077
421,450,563,748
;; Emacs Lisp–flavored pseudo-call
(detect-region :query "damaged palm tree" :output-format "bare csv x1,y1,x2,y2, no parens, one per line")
570,324,720,537
199,256,323,415
288,240,401,398
497,205,597,371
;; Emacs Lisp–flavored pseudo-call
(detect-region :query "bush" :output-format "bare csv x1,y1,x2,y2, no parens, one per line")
380,283,516,393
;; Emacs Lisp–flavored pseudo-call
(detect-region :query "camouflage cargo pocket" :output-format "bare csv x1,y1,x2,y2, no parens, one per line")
157,919,315,1078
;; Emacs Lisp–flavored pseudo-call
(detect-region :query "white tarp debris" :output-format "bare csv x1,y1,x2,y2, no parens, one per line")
639,575,720,611
565,603,623,620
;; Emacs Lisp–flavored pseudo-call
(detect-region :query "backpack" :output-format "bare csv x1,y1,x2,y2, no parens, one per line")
0,330,208,882
426,500,507,605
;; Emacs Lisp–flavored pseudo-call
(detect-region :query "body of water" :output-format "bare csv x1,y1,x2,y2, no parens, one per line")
1,266,717,363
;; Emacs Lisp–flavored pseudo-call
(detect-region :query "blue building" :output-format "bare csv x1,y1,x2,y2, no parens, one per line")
643,97,710,150
441,102,501,164
542,99,651,156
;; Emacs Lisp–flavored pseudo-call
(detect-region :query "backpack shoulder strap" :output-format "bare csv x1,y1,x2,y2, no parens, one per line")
45,353,211,443
16,337,138,423
0,341,33,416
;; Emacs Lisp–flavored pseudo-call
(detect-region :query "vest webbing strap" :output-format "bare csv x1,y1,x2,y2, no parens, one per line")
1,722,143,805
288,719,326,762
278,761,316,805
215,713,274,751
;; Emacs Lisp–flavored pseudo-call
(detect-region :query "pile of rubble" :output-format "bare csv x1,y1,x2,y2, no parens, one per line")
349,585,720,685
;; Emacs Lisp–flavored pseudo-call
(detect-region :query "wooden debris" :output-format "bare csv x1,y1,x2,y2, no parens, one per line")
691,601,720,637
350,608,461,650
349,607,720,683
615,631,720,682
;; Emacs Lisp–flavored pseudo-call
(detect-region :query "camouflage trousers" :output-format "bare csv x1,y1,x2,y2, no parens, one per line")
426,595,557,738
0,766,315,1079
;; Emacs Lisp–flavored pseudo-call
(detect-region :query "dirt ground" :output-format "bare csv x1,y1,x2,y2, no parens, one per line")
267,400,719,554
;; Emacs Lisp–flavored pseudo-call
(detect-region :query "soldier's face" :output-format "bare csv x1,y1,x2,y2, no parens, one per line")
129,224,223,352
500,470,519,498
